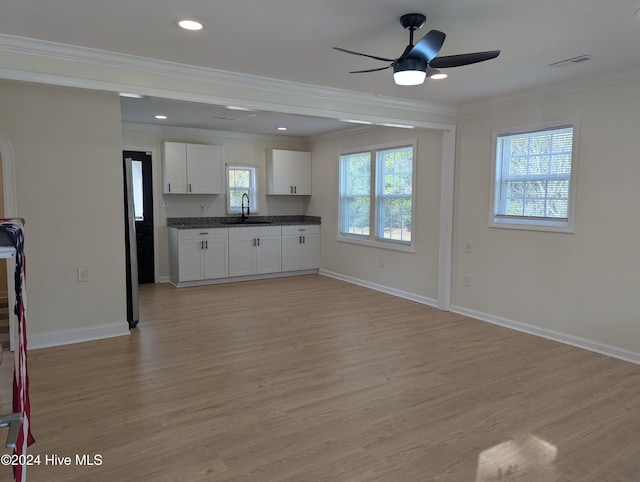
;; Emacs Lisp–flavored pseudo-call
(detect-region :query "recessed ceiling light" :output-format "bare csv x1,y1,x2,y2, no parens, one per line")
380,123,414,129
119,92,143,99
226,105,250,111
178,19,204,31
155,115,167,120
430,72,448,80
341,119,373,125
245,113,257,118
276,127,288,131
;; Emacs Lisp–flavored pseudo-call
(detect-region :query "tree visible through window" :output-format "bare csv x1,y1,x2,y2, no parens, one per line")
227,165,258,214
492,121,578,232
339,141,416,250
378,146,413,242
341,152,371,236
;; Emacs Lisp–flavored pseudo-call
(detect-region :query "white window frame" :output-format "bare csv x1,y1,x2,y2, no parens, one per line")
338,140,417,252
489,119,579,233
226,164,258,215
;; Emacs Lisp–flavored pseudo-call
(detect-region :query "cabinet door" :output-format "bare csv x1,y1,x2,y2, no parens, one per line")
187,144,224,194
292,151,312,195
268,150,293,194
163,142,188,193
203,236,228,279
256,235,281,274
228,233,256,276
178,239,204,281
281,233,301,272
300,232,320,269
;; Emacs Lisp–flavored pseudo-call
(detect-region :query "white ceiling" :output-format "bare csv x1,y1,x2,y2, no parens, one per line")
2,0,640,136
120,96,354,138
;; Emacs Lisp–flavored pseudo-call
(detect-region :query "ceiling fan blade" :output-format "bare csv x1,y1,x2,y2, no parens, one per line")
430,50,500,68
333,47,395,63
349,65,393,73
407,30,446,62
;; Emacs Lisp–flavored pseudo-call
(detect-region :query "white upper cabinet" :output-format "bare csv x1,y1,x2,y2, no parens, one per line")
163,142,225,194
266,149,311,195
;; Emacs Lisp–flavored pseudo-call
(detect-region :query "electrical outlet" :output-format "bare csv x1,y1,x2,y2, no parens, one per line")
77,267,89,282
199,203,206,213
465,242,473,253
379,258,384,268
464,275,472,287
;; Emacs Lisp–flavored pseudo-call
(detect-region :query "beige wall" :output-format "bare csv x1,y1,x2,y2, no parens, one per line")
1,74,638,359
121,128,313,280
453,78,640,354
0,81,126,337
0,151,6,297
309,127,443,301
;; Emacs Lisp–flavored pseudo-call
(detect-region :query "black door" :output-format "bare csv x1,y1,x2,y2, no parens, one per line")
123,150,155,284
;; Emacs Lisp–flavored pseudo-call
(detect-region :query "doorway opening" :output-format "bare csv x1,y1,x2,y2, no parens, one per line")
123,150,155,284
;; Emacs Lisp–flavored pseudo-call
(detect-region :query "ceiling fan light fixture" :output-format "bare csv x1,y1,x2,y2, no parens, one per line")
429,69,448,80
393,58,427,86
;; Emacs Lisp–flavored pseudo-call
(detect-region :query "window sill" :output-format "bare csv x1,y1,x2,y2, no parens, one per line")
337,234,415,252
489,217,574,234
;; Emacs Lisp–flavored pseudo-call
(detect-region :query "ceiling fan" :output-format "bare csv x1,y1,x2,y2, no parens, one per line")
334,13,500,86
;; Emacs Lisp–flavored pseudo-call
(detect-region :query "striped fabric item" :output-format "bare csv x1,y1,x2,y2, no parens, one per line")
0,219,35,482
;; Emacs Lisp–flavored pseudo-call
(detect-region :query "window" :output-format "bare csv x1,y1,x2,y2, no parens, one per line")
339,141,416,251
491,120,578,232
131,160,144,221
227,165,258,214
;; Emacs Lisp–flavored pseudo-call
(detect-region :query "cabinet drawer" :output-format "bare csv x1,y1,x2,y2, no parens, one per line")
228,226,282,238
178,228,228,240
282,225,320,236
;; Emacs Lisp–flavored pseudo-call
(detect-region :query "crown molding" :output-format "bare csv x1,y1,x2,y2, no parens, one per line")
457,65,640,115
0,33,456,118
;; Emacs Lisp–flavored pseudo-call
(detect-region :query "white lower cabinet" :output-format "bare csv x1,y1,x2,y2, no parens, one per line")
228,226,282,277
169,228,228,284
281,225,321,271
170,224,320,287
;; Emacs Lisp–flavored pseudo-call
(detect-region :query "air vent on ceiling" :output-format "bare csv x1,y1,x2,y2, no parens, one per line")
549,55,592,68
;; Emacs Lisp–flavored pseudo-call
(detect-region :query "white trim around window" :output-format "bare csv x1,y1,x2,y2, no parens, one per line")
489,119,579,233
226,164,258,215
337,140,417,252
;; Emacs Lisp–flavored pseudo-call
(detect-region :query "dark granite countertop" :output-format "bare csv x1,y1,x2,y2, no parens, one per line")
167,215,321,229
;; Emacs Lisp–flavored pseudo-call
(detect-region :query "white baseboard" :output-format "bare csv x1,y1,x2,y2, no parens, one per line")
318,269,640,366
450,305,640,366
319,269,439,308
157,275,170,283
28,322,130,350
171,269,319,288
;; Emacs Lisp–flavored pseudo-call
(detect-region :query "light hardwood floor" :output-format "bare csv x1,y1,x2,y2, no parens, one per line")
1,274,640,481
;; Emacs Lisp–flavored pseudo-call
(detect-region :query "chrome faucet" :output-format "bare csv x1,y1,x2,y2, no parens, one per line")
241,193,250,222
